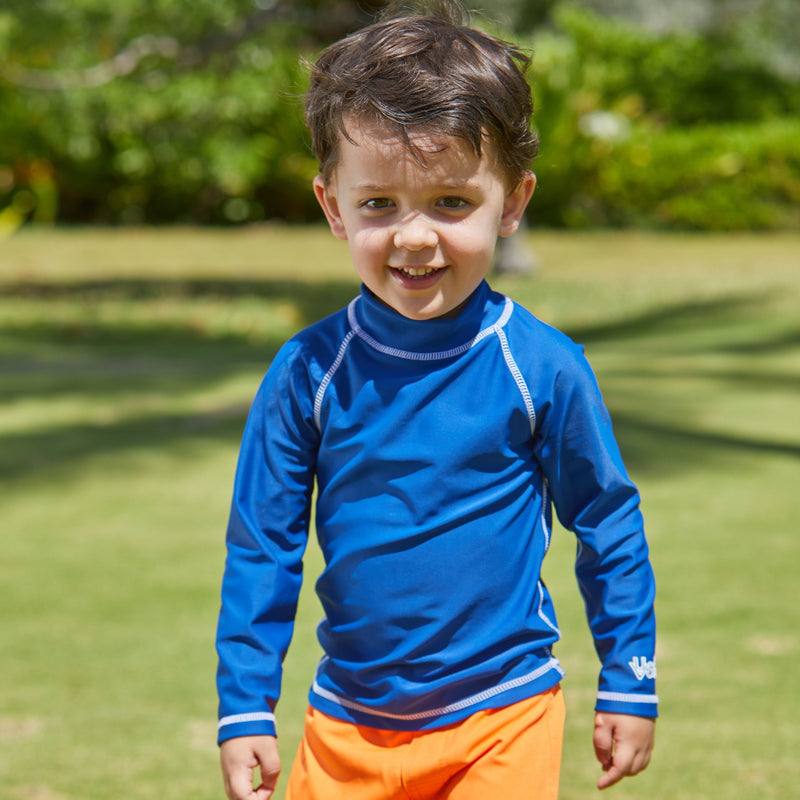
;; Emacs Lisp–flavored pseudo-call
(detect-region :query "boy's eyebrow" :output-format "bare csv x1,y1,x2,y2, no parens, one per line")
350,182,391,193
350,179,485,193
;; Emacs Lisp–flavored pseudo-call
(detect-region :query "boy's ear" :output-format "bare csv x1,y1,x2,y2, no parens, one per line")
313,175,348,240
499,172,536,238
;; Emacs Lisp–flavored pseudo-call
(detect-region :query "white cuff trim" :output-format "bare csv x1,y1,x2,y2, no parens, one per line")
218,712,276,730
597,691,659,705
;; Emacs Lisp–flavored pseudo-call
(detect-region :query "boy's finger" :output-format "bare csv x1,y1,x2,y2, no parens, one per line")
254,772,280,800
597,763,626,790
597,739,650,790
224,765,257,800
592,722,614,769
253,745,281,797
597,740,635,790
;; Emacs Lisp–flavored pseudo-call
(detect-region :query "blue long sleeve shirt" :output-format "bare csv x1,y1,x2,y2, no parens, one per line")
216,281,657,744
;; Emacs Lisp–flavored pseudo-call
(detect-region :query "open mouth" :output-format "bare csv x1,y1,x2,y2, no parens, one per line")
391,265,446,279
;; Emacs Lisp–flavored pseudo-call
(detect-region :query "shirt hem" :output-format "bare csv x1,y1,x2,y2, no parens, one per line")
309,658,564,732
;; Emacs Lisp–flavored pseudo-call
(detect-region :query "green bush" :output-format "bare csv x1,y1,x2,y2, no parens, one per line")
538,117,800,230
607,119,800,229
545,4,800,125
0,2,318,225
528,5,800,229
0,45,316,224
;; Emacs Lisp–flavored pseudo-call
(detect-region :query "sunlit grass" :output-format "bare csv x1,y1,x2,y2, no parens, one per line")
1,226,799,799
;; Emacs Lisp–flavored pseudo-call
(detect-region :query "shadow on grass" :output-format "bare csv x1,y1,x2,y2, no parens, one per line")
610,414,800,477
559,291,800,475
0,406,251,483
0,277,359,483
0,276,359,310
0,277,359,355
0,277,360,404
563,294,766,343
562,291,800,351
1,278,798,484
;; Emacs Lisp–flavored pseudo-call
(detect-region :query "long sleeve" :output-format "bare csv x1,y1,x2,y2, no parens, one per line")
216,341,320,744
533,340,658,718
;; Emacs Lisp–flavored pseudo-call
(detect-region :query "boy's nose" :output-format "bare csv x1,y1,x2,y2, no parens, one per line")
393,215,438,251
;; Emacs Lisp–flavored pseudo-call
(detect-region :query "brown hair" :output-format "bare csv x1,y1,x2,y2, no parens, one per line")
304,0,538,186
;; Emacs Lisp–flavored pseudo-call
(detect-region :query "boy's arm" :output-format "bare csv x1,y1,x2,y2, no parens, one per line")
216,344,319,745
533,340,657,772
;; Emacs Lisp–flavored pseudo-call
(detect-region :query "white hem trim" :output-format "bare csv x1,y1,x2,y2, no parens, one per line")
312,657,563,722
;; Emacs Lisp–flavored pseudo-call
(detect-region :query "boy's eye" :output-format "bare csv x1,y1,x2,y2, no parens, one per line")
438,196,470,210
362,198,394,210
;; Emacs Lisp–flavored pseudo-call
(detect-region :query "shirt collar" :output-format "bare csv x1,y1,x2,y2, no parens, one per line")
353,281,505,355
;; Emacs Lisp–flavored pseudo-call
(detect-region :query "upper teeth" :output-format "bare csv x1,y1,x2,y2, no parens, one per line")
400,267,437,276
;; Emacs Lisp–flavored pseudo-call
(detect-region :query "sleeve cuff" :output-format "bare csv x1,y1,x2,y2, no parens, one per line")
217,711,277,744
596,691,659,718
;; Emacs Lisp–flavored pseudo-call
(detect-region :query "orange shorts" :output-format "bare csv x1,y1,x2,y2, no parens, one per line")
285,685,565,800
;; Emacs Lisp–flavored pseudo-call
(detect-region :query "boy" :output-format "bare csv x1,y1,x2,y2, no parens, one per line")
216,2,657,798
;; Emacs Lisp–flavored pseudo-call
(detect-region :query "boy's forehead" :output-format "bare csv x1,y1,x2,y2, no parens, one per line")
340,116,462,154
332,115,504,184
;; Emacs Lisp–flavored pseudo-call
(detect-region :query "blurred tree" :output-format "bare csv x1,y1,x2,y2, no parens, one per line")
0,0,386,224
0,0,798,228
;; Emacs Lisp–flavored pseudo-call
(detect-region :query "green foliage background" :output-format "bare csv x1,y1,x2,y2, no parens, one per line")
528,5,800,229
1,0,799,229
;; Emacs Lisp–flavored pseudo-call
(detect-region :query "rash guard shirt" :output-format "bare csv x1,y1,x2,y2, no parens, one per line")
216,280,657,744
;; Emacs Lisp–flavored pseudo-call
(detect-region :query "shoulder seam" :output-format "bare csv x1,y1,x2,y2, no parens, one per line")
313,299,359,431
494,315,536,435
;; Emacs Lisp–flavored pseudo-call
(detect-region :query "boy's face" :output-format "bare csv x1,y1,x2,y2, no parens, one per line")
313,121,535,320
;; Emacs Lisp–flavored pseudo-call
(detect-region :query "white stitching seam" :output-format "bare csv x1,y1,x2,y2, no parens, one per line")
495,326,536,436
537,580,560,637
313,305,358,430
541,479,551,552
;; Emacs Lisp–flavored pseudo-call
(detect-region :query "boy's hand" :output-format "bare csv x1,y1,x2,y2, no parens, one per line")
220,735,281,800
593,712,655,790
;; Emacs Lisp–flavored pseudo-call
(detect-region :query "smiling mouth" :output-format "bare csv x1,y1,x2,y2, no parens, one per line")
391,265,446,278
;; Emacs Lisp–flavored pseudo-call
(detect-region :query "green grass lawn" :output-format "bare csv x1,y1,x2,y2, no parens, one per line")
1,226,799,799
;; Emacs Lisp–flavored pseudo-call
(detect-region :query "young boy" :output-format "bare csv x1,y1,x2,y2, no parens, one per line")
216,3,657,798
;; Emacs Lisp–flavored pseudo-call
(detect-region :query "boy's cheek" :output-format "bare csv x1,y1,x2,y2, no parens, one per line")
352,228,387,256
449,228,500,256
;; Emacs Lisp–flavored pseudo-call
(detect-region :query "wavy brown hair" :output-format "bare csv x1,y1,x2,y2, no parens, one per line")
304,0,538,187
